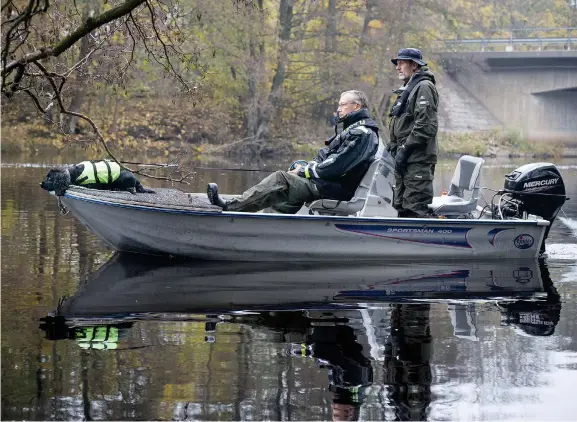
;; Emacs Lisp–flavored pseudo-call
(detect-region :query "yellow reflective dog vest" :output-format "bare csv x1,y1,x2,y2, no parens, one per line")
76,160,121,185
75,326,119,350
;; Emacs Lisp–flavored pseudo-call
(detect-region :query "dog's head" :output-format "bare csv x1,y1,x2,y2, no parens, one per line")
40,168,71,196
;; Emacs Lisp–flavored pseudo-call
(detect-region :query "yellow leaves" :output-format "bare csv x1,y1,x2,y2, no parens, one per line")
111,32,124,44
361,74,375,85
306,17,324,32
1,200,16,235
541,11,557,29
368,19,383,29
343,10,361,25
477,4,495,27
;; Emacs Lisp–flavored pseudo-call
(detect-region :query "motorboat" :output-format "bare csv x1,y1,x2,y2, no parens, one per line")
49,151,568,261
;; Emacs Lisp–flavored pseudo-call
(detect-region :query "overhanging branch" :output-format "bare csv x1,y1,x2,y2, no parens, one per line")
2,0,145,77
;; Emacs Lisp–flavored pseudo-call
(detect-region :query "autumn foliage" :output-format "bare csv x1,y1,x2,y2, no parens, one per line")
2,0,575,158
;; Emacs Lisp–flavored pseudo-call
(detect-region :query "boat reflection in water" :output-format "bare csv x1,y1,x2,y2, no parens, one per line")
40,255,561,421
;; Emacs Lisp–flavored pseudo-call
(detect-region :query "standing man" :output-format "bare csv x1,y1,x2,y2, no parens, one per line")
207,90,380,213
387,48,439,218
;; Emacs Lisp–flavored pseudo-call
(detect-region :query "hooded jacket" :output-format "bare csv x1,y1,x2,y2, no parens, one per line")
388,67,439,165
298,108,380,200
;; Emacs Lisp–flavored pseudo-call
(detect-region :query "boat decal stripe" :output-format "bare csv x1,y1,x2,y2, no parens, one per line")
336,284,469,298
487,228,513,246
334,224,473,248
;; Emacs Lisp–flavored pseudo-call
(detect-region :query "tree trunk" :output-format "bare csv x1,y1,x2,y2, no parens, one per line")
318,0,339,120
64,3,96,134
253,0,293,142
325,0,337,52
359,0,378,54
245,0,265,139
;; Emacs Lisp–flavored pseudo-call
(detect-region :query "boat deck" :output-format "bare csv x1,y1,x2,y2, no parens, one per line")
66,186,222,212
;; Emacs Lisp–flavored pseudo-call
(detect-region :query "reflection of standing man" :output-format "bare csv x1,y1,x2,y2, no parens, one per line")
384,304,432,420
387,48,439,218
288,323,373,421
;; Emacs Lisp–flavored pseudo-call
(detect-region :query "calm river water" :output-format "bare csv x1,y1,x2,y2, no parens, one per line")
2,152,577,421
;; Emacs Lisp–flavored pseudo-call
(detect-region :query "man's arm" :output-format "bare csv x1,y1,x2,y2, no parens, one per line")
298,128,376,181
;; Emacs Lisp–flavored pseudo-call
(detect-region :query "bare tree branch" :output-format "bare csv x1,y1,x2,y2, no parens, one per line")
2,0,145,77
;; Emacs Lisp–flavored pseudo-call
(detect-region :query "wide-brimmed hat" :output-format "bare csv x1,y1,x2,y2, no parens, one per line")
391,48,427,66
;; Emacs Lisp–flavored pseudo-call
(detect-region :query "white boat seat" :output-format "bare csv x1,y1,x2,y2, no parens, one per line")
307,158,381,216
429,155,485,216
308,142,394,217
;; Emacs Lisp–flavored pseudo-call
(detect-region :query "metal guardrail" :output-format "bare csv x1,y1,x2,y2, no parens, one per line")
438,27,577,52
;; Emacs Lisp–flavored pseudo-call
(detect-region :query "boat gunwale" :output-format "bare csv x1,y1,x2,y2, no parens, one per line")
63,190,550,227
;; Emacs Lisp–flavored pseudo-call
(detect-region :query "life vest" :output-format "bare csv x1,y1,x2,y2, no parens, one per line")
75,160,121,185
75,326,119,350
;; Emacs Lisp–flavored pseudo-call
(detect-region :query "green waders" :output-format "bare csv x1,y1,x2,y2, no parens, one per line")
393,163,435,217
227,170,321,214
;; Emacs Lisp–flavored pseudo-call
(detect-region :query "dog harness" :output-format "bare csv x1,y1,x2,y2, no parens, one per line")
75,160,121,185
75,326,119,350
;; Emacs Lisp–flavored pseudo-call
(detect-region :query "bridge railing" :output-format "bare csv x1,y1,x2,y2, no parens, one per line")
436,27,577,52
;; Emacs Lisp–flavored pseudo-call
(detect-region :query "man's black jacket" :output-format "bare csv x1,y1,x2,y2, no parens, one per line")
297,108,380,200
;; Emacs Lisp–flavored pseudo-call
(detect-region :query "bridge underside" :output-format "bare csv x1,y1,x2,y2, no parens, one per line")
531,88,577,141
439,51,577,143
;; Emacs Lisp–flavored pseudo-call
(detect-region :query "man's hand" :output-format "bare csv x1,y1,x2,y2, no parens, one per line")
394,145,409,175
288,165,301,174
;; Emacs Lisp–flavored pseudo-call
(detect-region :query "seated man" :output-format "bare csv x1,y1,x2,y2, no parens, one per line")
207,90,380,213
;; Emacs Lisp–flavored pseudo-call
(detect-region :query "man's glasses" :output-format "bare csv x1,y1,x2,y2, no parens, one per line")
338,102,358,107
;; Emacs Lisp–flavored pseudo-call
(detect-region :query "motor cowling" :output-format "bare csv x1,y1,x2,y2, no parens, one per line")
503,163,567,253
504,163,566,221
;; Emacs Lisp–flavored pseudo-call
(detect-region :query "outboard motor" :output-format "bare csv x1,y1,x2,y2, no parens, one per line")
501,163,567,253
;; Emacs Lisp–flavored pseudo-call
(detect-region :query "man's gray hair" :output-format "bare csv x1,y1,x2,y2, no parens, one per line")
341,90,369,109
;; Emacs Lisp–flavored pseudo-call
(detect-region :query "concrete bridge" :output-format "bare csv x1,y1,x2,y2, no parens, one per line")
436,29,577,143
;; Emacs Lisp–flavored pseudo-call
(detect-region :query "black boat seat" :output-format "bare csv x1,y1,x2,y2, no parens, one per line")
307,142,395,217
428,155,485,216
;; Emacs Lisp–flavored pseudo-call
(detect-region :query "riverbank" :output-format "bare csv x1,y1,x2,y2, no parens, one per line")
1,104,573,160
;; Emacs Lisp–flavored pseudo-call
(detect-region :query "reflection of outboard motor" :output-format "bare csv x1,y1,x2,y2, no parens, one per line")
501,163,567,253
497,260,561,336
384,304,432,421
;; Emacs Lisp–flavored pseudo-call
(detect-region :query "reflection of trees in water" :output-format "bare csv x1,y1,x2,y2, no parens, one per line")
2,167,114,420
431,263,565,418
24,284,569,422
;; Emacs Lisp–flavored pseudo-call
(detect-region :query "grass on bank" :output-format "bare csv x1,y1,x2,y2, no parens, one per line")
438,129,566,158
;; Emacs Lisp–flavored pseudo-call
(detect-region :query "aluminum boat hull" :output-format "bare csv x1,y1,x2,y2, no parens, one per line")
61,188,548,261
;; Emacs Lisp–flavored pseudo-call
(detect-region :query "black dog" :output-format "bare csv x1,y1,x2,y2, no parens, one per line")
40,160,155,196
